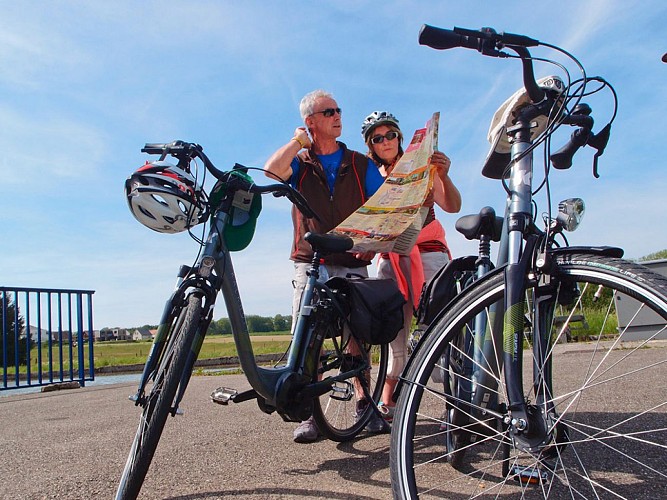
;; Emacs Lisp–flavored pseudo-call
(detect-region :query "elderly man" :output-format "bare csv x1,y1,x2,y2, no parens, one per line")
264,89,385,442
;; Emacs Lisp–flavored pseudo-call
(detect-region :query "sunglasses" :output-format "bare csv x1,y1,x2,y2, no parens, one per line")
312,107,342,117
371,130,399,144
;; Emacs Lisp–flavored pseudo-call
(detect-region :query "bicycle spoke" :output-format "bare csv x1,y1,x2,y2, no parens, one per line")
392,256,667,499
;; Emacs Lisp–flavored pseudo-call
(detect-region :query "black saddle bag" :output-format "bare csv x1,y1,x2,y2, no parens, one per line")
416,256,477,326
326,276,406,345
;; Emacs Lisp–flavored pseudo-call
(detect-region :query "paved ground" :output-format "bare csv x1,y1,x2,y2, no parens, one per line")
3,340,665,499
0,373,393,499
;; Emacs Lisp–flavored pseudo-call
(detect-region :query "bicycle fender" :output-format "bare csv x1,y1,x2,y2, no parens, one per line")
550,245,624,259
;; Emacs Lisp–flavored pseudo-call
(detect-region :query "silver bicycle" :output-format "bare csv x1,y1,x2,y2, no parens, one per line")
391,25,667,499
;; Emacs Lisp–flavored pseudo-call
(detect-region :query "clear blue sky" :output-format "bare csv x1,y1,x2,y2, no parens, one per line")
1,1,665,329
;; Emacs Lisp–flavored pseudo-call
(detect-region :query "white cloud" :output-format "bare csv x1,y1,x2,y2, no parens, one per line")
0,106,108,185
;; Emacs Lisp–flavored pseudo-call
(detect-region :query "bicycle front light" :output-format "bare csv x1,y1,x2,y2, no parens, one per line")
556,198,585,231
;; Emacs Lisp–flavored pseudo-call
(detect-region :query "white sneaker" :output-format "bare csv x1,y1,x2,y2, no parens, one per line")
293,417,319,443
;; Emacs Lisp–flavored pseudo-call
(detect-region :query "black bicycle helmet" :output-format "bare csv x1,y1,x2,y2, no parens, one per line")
361,111,400,140
125,160,207,234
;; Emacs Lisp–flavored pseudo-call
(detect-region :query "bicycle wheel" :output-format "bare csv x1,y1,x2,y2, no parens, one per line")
312,320,389,442
391,253,667,499
115,294,203,500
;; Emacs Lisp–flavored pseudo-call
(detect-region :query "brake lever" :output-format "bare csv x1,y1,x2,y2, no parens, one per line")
588,123,611,178
289,190,320,221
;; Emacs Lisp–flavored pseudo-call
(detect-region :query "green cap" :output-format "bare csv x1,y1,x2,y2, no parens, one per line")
211,171,262,251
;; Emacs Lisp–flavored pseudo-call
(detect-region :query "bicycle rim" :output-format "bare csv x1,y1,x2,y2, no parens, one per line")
115,295,203,500
391,253,667,499
313,330,389,442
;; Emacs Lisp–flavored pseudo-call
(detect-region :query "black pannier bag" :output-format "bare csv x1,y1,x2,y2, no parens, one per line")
416,256,478,326
326,276,406,345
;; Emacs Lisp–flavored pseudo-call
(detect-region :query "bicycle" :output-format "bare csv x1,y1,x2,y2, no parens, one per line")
390,25,667,499
115,141,392,500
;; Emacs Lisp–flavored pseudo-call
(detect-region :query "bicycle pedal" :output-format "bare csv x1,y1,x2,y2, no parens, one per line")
510,464,549,485
210,386,238,405
328,381,354,401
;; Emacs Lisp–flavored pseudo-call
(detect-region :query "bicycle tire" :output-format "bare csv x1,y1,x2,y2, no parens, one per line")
115,294,203,500
312,320,389,441
391,253,667,499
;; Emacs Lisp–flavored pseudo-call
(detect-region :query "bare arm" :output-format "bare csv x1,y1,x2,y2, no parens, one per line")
430,151,462,213
264,127,312,182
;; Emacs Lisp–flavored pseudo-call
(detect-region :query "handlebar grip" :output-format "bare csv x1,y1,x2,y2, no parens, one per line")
141,143,170,154
420,25,539,52
550,128,591,170
141,140,193,155
498,31,540,48
419,24,479,51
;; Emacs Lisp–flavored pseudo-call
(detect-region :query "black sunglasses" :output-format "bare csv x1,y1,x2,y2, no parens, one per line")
371,130,399,144
312,107,342,117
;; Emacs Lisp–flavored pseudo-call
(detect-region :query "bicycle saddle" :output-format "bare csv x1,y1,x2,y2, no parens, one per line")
305,232,354,255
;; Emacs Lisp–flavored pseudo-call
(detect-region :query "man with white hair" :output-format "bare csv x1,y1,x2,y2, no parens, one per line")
264,89,385,442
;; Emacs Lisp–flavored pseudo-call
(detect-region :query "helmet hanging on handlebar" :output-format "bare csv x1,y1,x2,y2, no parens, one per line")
487,75,565,154
125,160,207,234
483,75,565,179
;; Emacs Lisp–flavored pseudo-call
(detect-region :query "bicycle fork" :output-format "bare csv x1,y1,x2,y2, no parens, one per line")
500,116,565,478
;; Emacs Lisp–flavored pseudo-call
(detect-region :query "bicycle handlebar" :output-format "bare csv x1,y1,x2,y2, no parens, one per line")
418,25,539,52
142,140,320,220
247,177,320,221
419,25,613,178
419,25,545,103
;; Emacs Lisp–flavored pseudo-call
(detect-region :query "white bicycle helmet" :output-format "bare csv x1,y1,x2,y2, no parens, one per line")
361,111,400,140
125,161,207,234
487,75,566,154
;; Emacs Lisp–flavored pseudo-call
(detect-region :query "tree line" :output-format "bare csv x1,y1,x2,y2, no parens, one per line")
132,314,292,335
207,314,292,335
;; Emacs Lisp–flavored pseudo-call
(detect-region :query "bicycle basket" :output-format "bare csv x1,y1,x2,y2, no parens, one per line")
326,276,406,345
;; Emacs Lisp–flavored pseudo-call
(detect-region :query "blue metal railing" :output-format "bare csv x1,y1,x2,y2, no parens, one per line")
1,286,95,391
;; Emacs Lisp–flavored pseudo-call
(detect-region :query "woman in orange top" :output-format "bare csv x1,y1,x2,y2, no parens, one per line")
361,111,462,424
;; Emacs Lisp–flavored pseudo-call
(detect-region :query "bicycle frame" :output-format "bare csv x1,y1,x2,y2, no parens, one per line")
128,147,354,422
457,48,608,440
131,151,369,420
404,39,602,440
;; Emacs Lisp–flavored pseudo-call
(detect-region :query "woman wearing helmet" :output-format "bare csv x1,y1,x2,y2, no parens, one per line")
361,111,461,425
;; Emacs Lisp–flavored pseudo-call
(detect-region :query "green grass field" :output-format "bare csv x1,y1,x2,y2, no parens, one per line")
8,333,293,376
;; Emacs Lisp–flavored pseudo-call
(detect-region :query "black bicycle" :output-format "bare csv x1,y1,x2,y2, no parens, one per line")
115,141,393,500
391,25,667,499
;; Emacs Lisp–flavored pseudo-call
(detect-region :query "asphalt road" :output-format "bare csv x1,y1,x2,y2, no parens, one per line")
2,340,665,499
1,373,393,499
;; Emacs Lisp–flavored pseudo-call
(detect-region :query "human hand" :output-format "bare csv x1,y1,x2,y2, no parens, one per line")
355,251,376,262
429,151,451,177
293,127,312,149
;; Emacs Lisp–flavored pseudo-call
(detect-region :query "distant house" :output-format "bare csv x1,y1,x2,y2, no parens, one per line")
96,328,117,341
116,328,130,341
27,325,47,342
20,326,93,344
25,325,58,343
96,328,130,341
131,328,153,341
